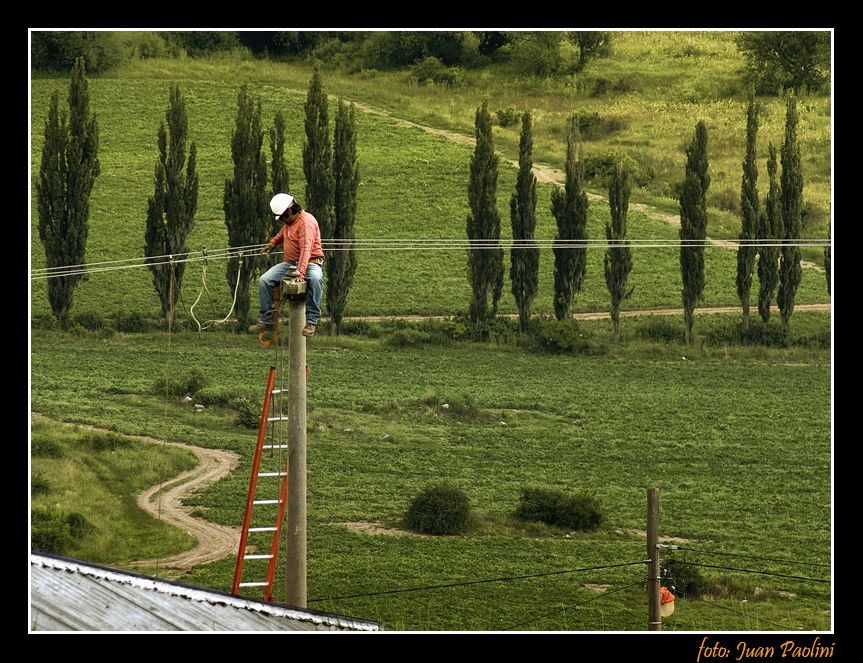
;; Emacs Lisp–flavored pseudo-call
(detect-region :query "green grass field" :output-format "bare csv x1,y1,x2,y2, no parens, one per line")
30,315,831,630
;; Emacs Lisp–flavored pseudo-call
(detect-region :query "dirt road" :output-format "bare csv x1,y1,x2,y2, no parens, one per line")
32,415,241,570
128,439,241,569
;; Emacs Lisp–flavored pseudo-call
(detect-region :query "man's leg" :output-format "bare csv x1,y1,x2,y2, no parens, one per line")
303,264,324,329
257,261,293,325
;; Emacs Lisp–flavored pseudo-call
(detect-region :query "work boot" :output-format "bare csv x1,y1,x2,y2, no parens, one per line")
248,322,274,334
302,323,317,337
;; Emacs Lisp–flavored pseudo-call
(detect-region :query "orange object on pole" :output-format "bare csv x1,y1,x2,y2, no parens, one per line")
660,586,676,617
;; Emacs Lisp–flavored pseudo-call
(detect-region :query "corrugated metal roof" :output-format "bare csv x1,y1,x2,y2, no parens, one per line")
30,553,381,632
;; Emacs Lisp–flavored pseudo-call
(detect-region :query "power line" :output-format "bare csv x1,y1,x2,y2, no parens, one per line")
659,544,831,568
308,559,648,603
674,561,830,584
501,578,644,631
684,594,793,631
30,238,832,281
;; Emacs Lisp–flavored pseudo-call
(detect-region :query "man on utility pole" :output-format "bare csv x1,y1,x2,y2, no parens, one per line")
252,193,325,338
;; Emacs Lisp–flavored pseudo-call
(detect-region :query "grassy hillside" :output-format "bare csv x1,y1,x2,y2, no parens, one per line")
30,319,831,630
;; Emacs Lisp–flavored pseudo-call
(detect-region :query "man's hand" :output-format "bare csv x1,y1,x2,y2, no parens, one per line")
260,243,274,255
293,275,306,283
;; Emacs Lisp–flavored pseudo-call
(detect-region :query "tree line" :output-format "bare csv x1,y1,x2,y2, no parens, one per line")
37,60,360,333
465,90,825,344
37,62,828,342
32,31,830,95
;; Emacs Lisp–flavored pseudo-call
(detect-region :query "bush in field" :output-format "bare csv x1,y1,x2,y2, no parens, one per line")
411,57,464,86
516,486,603,531
31,508,94,555
80,431,132,452
493,107,519,128
233,397,261,429
406,483,471,535
152,368,209,398
662,558,706,598
114,311,150,333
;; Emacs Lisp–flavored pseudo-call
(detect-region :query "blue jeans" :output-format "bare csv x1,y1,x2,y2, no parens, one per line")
258,261,323,326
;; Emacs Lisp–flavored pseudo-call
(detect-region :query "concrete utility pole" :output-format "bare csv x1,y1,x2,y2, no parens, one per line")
283,273,307,607
647,487,661,631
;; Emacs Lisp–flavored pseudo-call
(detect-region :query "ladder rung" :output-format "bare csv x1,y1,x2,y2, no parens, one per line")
262,444,289,450
244,554,274,560
248,527,278,533
267,416,290,422
257,472,288,477
271,389,287,394
239,582,270,587
253,499,282,505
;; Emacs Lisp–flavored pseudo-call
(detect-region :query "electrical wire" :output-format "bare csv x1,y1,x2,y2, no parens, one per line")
672,561,829,584
658,544,831,569
501,578,645,631
307,559,648,603
685,594,794,631
30,238,831,280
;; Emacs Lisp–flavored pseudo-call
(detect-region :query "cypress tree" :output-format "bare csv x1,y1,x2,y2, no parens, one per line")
144,84,199,321
551,117,589,321
604,162,634,341
778,93,803,336
328,100,360,335
36,57,100,323
679,121,710,346
737,90,759,333
510,112,539,334
757,143,781,325
223,84,269,326
302,68,334,240
466,101,504,325
269,110,289,237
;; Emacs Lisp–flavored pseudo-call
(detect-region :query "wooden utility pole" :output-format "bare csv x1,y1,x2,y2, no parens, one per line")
647,487,661,631
283,274,307,607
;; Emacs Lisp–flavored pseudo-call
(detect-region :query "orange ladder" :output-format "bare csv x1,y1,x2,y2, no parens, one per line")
231,366,289,602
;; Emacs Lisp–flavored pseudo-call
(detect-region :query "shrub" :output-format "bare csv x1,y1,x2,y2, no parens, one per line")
572,111,627,141
556,493,604,530
233,397,261,429
417,57,464,86
31,508,93,555
151,368,209,398
384,329,436,347
516,486,603,531
662,558,706,598
634,318,685,344
339,320,382,337
31,472,51,496
31,508,74,554
495,107,521,128
406,483,471,535
80,430,132,452
529,319,607,355
516,487,561,524
73,311,104,330
31,435,64,458
114,311,150,333
423,392,483,420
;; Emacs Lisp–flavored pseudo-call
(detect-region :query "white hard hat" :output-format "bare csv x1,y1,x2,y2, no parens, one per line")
270,193,294,219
